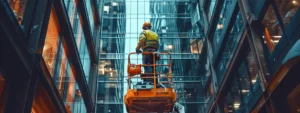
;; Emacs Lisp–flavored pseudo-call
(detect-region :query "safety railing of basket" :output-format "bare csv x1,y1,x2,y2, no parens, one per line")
127,52,173,90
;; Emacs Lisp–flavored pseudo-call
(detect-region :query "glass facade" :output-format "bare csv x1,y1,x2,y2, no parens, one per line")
42,6,88,112
43,8,61,76
97,0,203,112
215,11,244,81
1,0,300,112
261,0,300,53
213,0,233,49
7,0,27,24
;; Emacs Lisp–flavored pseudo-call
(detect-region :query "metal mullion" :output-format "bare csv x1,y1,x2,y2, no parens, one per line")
53,0,94,112
75,0,97,64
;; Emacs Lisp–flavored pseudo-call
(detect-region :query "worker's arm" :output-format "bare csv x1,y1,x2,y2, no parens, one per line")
135,31,146,51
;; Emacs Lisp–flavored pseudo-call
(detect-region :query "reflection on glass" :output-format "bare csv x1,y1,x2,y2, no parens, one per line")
99,0,200,112
275,0,299,27
64,0,91,81
85,0,94,34
213,0,233,48
43,7,87,112
207,0,217,21
43,8,60,76
216,12,243,81
54,43,87,113
262,0,300,52
224,77,242,113
7,0,27,24
190,39,203,54
237,50,260,104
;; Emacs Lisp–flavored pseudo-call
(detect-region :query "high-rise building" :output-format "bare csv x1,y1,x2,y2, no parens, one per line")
1,0,300,113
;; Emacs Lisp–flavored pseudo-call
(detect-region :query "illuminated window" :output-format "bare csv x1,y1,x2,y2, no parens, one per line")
43,8,60,77
7,0,27,24
262,1,299,52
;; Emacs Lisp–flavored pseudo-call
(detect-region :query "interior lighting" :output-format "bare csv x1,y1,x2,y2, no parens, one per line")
167,44,173,50
241,90,249,93
112,2,118,6
104,6,109,13
233,103,240,108
272,36,282,38
251,80,257,83
217,24,224,29
293,0,297,4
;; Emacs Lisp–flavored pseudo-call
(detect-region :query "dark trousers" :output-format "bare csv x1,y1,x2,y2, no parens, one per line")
142,48,157,82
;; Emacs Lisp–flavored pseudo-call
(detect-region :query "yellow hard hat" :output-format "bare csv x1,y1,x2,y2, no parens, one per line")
142,22,152,29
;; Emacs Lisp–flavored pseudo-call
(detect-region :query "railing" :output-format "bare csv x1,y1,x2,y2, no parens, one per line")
127,52,173,90
98,53,200,59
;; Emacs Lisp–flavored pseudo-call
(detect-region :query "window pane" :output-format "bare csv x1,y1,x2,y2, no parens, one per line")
207,0,217,21
275,0,299,28
213,0,233,50
237,47,260,105
43,8,60,76
7,0,27,24
86,0,94,34
261,5,282,52
216,12,243,81
225,77,242,113
64,0,91,81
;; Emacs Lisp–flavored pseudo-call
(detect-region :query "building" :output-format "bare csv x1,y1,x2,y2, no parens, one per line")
1,0,300,113
199,0,300,112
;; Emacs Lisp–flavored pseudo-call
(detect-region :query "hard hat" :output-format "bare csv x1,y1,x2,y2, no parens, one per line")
142,22,152,29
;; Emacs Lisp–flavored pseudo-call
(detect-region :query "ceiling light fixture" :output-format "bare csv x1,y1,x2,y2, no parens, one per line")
167,44,173,50
233,103,240,108
112,2,118,6
293,0,297,4
241,90,249,93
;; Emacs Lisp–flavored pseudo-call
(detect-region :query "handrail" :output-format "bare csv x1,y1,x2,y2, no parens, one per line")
127,52,173,90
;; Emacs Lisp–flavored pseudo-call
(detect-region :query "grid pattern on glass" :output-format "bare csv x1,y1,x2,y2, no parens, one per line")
97,0,204,112
213,0,234,50
216,11,244,81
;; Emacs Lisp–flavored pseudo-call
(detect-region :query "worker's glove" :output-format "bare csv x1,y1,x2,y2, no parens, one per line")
136,49,142,54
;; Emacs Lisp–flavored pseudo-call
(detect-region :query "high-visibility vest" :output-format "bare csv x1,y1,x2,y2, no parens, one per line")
142,30,159,50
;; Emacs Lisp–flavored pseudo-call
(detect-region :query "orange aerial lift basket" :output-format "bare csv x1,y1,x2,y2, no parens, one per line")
124,52,176,113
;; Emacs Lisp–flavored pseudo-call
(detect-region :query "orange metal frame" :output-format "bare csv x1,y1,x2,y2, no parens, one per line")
124,52,176,113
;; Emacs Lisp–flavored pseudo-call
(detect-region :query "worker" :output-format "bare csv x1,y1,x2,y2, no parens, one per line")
135,22,159,83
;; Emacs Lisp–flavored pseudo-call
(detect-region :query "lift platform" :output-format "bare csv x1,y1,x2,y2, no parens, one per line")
124,52,176,113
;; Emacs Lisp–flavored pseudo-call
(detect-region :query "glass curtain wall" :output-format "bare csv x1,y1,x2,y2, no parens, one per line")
64,0,91,82
97,0,204,112
261,0,300,53
42,7,87,113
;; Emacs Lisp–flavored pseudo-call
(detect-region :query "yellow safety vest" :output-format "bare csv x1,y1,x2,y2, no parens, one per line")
136,30,159,51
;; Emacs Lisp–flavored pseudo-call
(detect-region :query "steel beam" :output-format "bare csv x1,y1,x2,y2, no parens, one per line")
54,0,94,112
